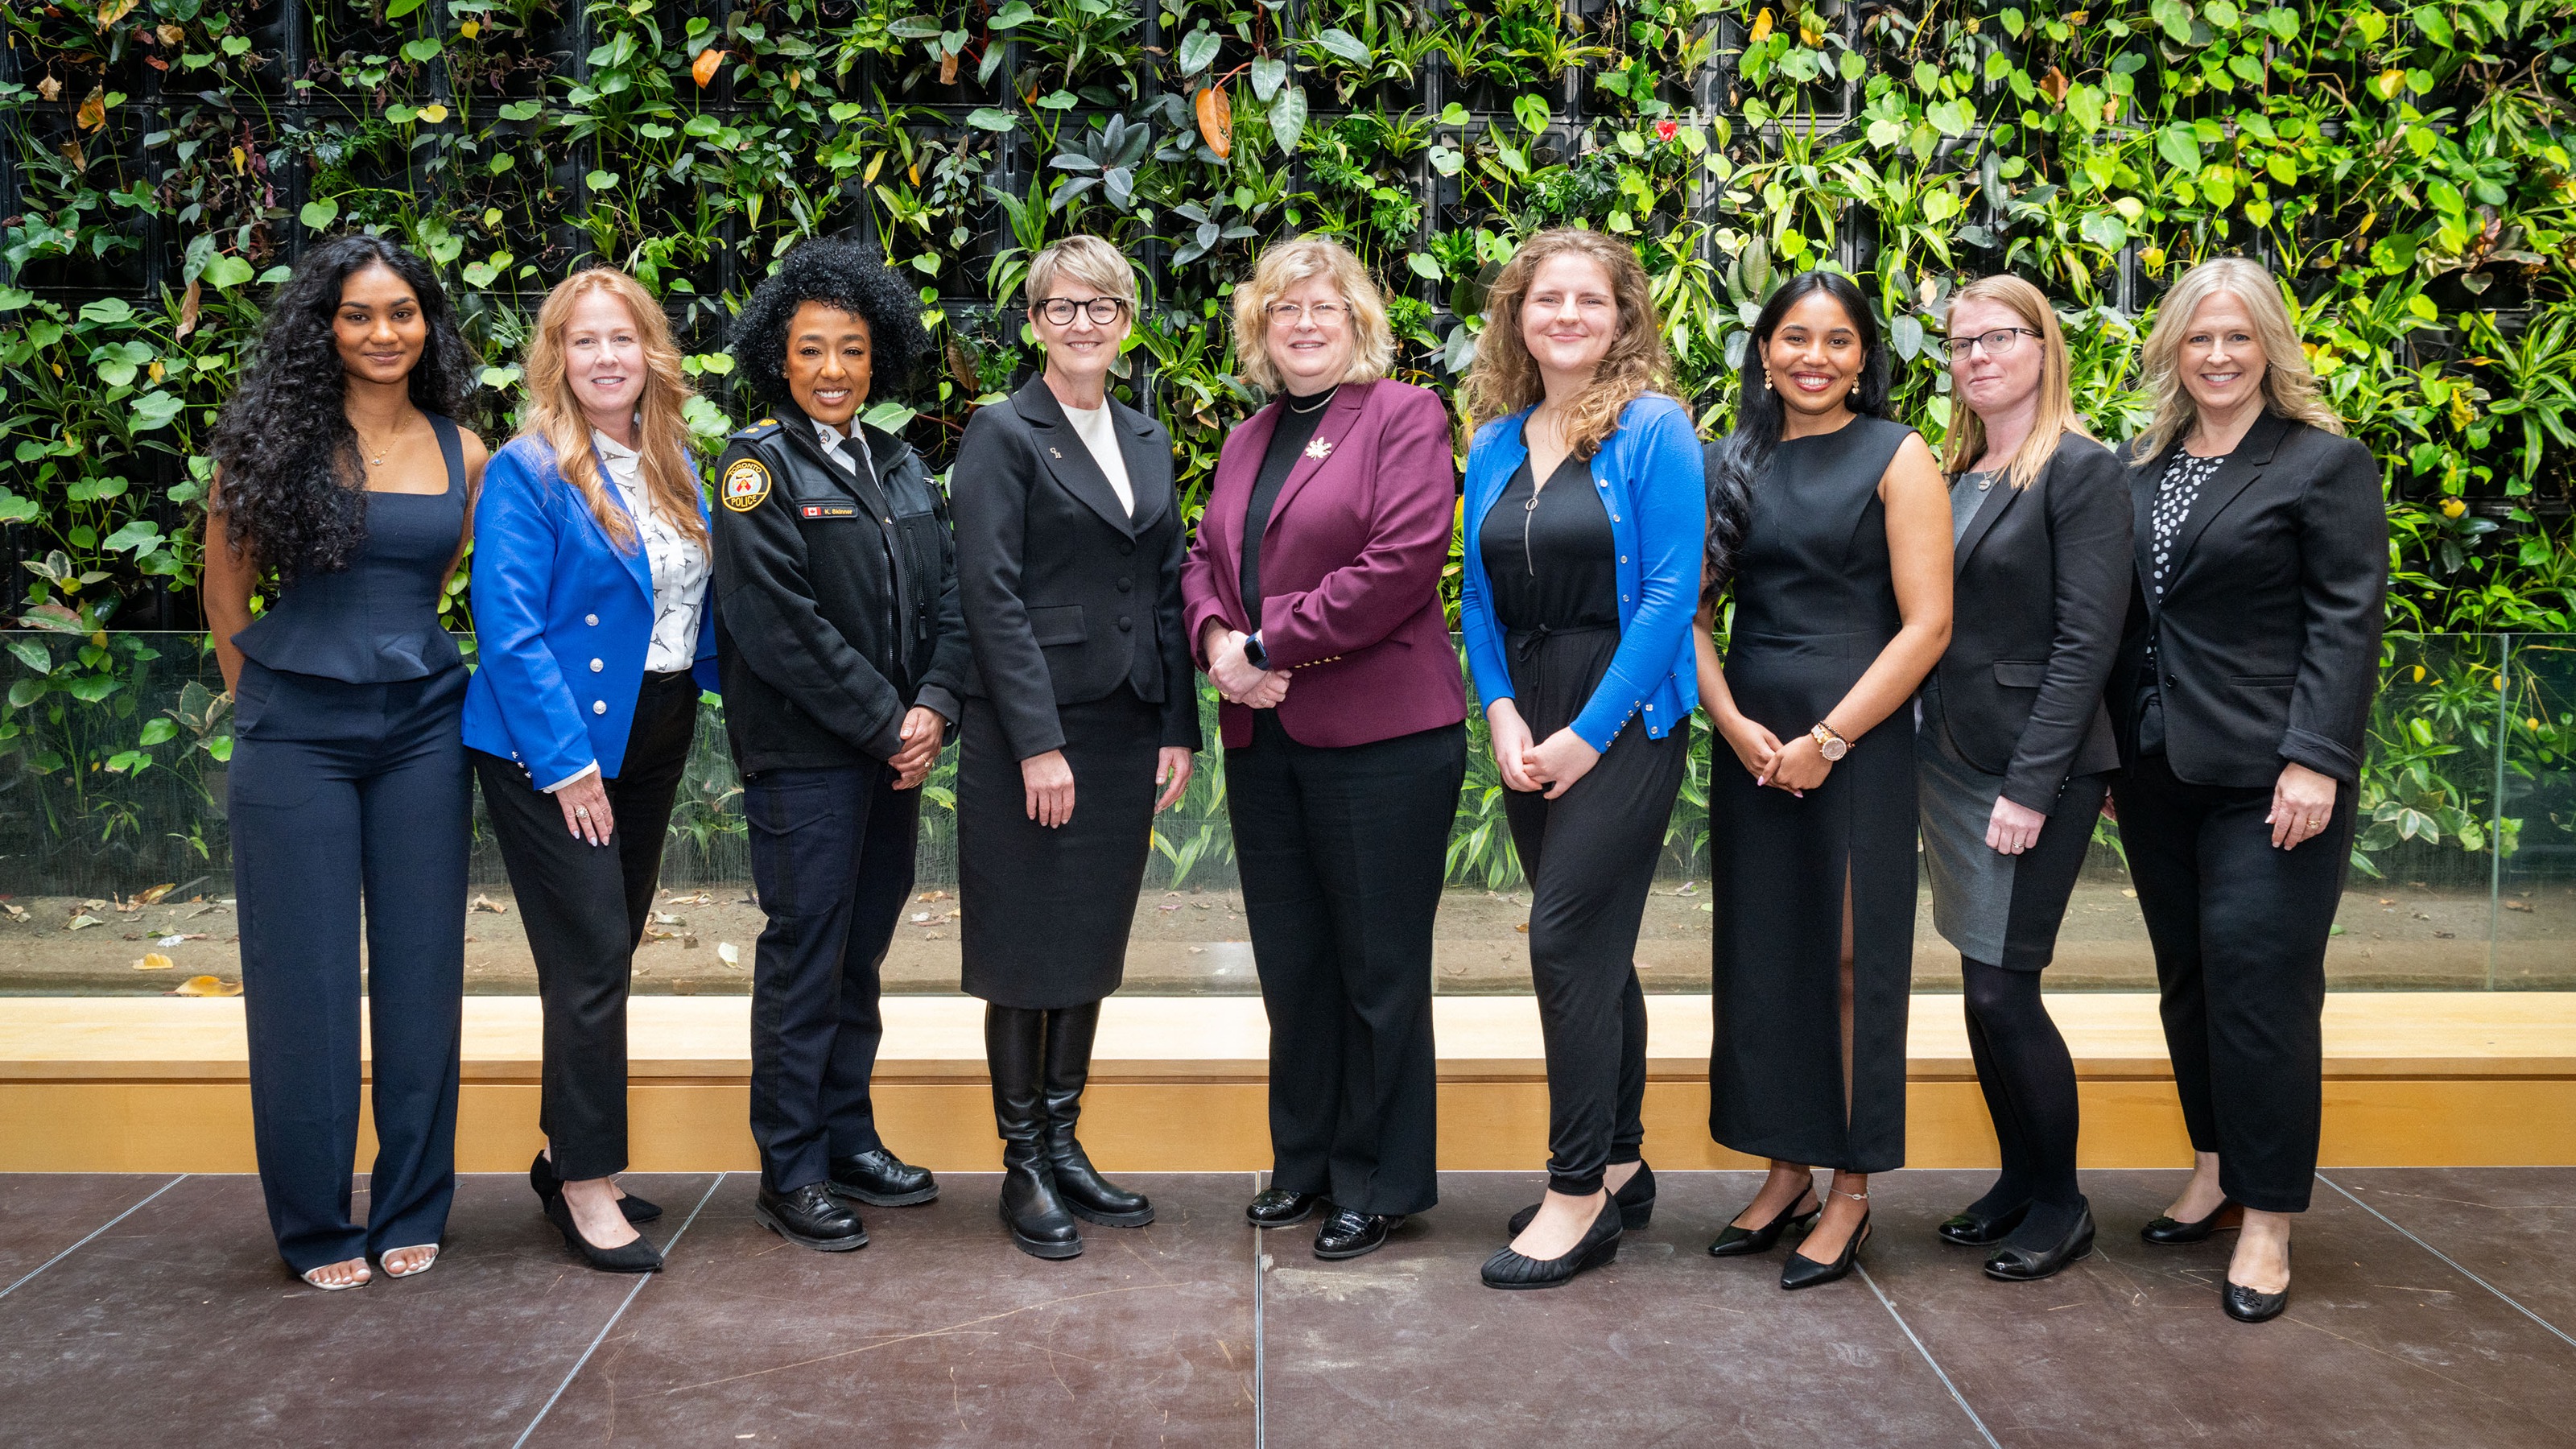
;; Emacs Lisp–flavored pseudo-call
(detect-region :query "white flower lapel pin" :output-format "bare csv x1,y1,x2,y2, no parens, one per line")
1304,437,1333,462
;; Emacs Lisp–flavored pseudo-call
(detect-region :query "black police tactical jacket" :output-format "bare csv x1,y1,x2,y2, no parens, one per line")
708,407,967,775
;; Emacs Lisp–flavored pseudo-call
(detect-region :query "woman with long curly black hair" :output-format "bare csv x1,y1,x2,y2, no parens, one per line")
203,233,489,1292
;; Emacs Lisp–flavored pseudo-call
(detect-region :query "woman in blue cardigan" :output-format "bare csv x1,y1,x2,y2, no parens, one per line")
1457,229,1707,1290
462,267,719,1274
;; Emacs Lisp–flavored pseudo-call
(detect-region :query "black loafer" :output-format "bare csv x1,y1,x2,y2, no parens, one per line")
755,1183,869,1252
1508,1162,1657,1236
1314,1208,1404,1260
1247,1189,1326,1228
1984,1206,2095,1282
828,1148,939,1208
2142,1199,2242,1245
1937,1197,2029,1247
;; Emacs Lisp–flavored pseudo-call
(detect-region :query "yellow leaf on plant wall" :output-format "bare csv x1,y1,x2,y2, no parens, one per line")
1195,85,1233,162
96,0,138,32
693,47,725,89
76,86,105,133
1748,8,1774,45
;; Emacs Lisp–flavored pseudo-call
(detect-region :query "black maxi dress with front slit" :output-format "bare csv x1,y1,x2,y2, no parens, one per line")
1706,415,1919,1174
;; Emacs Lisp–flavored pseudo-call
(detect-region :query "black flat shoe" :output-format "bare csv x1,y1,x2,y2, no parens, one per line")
2142,1199,2242,1245
1984,1205,2095,1282
754,1183,869,1252
828,1148,939,1208
1483,1197,1622,1290
543,1193,663,1274
1247,1189,1326,1228
1508,1162,1656,1235
529,1151,660,1223
1937,1197,2029,1247
1708,1187,1821,1257
2223,1244,2291,1323
1780,1211,1870,1291
1313,1208,1404,1260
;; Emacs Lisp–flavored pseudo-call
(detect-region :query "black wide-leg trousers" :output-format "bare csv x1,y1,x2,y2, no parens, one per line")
2114,750,2356,1213
1228,713,1465,1217
470,669,700,1182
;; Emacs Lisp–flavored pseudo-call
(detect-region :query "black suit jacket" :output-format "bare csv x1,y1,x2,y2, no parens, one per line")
2108,411,2387,788
949,376,1199,758
1930,430,2132,811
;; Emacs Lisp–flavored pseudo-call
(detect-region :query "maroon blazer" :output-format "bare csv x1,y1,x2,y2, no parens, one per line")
1182,378,1467,749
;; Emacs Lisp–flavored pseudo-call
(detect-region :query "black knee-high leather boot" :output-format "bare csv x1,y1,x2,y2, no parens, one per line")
988,1005,1081,1258
1041,1001,1154,1226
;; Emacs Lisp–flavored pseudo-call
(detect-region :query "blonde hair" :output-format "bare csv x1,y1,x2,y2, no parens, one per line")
1942,275,2091,489
1230,235,1394,394
1459,228,1674,460
1026,234,1137,312
2133,256,2344,462
520,267,706,552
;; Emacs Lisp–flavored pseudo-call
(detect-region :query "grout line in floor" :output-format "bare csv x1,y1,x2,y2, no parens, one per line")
2317,1171,2576,1353
1252,1169,1266,1449
1857,1262,2006,1449
510,1171,728,1449
0,1174,188,1303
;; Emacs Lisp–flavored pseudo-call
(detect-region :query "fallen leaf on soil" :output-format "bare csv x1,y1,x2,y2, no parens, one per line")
82,899,107,910
2,904,25,922
652,912,687,926
716,941,739,964
1188,947,1203,954
911,911,933,923
175,975,241,997
917,890,949,902
2120,889,2137,898
67,914,101,931
644,929,676,943
133,952,174,971
134,882,175,905
472,894,509,914
682,932,700,948
1515,923,1530,933
2507,900,2535,912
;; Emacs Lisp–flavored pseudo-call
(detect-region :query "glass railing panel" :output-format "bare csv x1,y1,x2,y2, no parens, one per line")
2497,634,2576,990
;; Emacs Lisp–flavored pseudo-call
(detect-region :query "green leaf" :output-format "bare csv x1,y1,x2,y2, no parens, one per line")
2079,211,2128,251
101,521,162,554
401,36,444,63
1315,27,1373,69
138,717,177,746
299,198,340,231
67,675,120,704
130,392,184,431
1406,252,1443,281
584,170,619,190
1250,57,1287,101
386,0,426,14
2413,6,2455,47
2149,0,2195,43
2157,124,2203,175
966,107,1018,132
1178,28,1220,76
204,253,255,291
0,287,31,312
6,679,46,709
1268,85,1308,156
6,639,51,675
80,298,135,326
989,0,1036,27
498,100,542,122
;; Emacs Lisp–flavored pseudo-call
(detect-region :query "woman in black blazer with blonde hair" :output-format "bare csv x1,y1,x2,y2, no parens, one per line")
2109,256,2387,1323
1918,275,2132,1282
950,234,1199,1260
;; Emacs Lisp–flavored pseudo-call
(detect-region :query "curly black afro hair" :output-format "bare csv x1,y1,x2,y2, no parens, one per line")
729,238,929,415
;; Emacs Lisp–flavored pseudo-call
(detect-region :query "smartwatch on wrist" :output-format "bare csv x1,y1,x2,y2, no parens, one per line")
1241,631,1269,671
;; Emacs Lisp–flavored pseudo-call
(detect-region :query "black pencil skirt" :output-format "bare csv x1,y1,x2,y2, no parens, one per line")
958,690,1163,1009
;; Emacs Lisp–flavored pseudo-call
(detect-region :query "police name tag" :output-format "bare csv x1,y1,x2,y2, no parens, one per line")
720,457,772,512
799,504,857,519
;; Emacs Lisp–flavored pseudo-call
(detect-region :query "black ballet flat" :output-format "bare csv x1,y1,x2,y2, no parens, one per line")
2223,1244,2291,1323
529,1150,660,1223
2141,1199,2243,1245
1708,1187,1821,1258
1984,1206,2095,1282
1482,1197,1623,1290
1937,1197,2029,1247
1780,1211,1871,1291
1508,1162,1656,1235
543,1193,664,1274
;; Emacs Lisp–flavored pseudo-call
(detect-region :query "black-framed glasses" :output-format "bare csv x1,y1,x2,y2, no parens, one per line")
1035,296,1131,326
1942,326,2042,361
1265,299,1352,325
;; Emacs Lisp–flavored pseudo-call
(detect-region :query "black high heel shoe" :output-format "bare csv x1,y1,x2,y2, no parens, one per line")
529,1151,661,1224
1508,1161,1656,1235
1481,1195,1623,1290
543,1192,664,1274
2141,1198,2241,1245
1707,1185,1821,1257
1984,1204,2095,1282
2223,1242,2291,1323
1936,1196,2029,1247
1780,1195,1871,1291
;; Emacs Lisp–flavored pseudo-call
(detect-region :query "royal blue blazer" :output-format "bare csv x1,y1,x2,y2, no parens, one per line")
461,436,720,789
1459,393,1707,753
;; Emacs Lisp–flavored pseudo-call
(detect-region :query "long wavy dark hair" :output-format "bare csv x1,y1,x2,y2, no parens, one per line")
1703,270,1892,597
729,238,930,414
208,235,473,582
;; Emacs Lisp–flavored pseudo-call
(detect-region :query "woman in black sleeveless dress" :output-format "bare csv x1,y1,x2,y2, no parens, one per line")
1695,272,1953,1290
204,237,488,1290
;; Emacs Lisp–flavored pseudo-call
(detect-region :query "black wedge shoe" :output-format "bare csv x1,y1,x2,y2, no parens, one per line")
1482,1196,1622,1290
2141,1199,2243,1245
1708,1187,1822,1257
1780,1208,1871,1291
1984,1204,2096,1282
529,1151,661,1224
1936,1196,2029,1247
1508,1162,1656,1236
543,1193,665,1273
2223,1244,2291,1323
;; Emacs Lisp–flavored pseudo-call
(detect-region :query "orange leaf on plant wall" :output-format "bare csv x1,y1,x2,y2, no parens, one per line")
939,49,960,86
692,47,724,89
2040,66,2069,105
76,86,105,132
1748,8,1774,45
1195,85,1232,161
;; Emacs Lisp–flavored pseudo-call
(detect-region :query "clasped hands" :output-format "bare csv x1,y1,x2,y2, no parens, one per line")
1485,700,1601,800
1203,621,1290,709
1714,710,1834,796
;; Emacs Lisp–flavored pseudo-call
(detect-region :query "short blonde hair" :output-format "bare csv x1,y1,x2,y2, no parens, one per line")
2134,256,2343,461
1230,236,1393,394
1026,235,1137,312
1942,274,2091,490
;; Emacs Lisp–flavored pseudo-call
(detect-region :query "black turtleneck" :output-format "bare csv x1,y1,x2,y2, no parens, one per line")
1241,387,1335,626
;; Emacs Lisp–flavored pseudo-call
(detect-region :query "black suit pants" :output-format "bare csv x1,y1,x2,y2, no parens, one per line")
470,670,700,1182
2115,751,2355,1212
1228,713,1464,1216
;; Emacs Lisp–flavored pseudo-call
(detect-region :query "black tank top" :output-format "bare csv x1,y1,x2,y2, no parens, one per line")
233,414,468,683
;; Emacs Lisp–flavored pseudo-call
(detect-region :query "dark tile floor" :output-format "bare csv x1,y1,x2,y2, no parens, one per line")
2,1169,2570,1447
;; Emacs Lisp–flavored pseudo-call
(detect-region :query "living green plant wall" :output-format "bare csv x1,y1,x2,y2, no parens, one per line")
2,0,2573,889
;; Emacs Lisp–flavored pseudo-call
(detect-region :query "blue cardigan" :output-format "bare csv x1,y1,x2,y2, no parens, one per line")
1459,394,1707,753
461,436,720,789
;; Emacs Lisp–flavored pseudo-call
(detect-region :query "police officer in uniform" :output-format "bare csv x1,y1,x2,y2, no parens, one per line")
712,239,968,1251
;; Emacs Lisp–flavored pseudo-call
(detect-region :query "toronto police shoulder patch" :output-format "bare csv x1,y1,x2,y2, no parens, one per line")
720,456,773,512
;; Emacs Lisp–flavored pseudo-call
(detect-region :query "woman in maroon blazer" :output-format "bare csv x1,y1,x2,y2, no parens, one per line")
1182,235,1468,1261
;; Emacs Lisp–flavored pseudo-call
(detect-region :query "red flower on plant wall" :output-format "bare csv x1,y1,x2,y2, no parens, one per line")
1656,120,1679,142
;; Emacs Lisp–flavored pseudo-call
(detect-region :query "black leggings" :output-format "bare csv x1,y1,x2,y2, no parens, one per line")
1961,958,2083,1220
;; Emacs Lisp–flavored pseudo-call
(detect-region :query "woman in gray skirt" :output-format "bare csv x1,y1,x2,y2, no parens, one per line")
1918,275,2132,1281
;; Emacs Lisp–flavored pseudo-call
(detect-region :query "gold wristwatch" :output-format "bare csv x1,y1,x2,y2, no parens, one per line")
1810,722,1849,762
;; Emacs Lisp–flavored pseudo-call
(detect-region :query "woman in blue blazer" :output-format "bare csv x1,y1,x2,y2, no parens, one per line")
1455,229,1706,1290
462,267,718,1274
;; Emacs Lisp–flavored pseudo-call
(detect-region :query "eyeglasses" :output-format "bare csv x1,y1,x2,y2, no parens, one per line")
1265,300,1352,325
1942,327,2042,361
1035,296,1130,326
